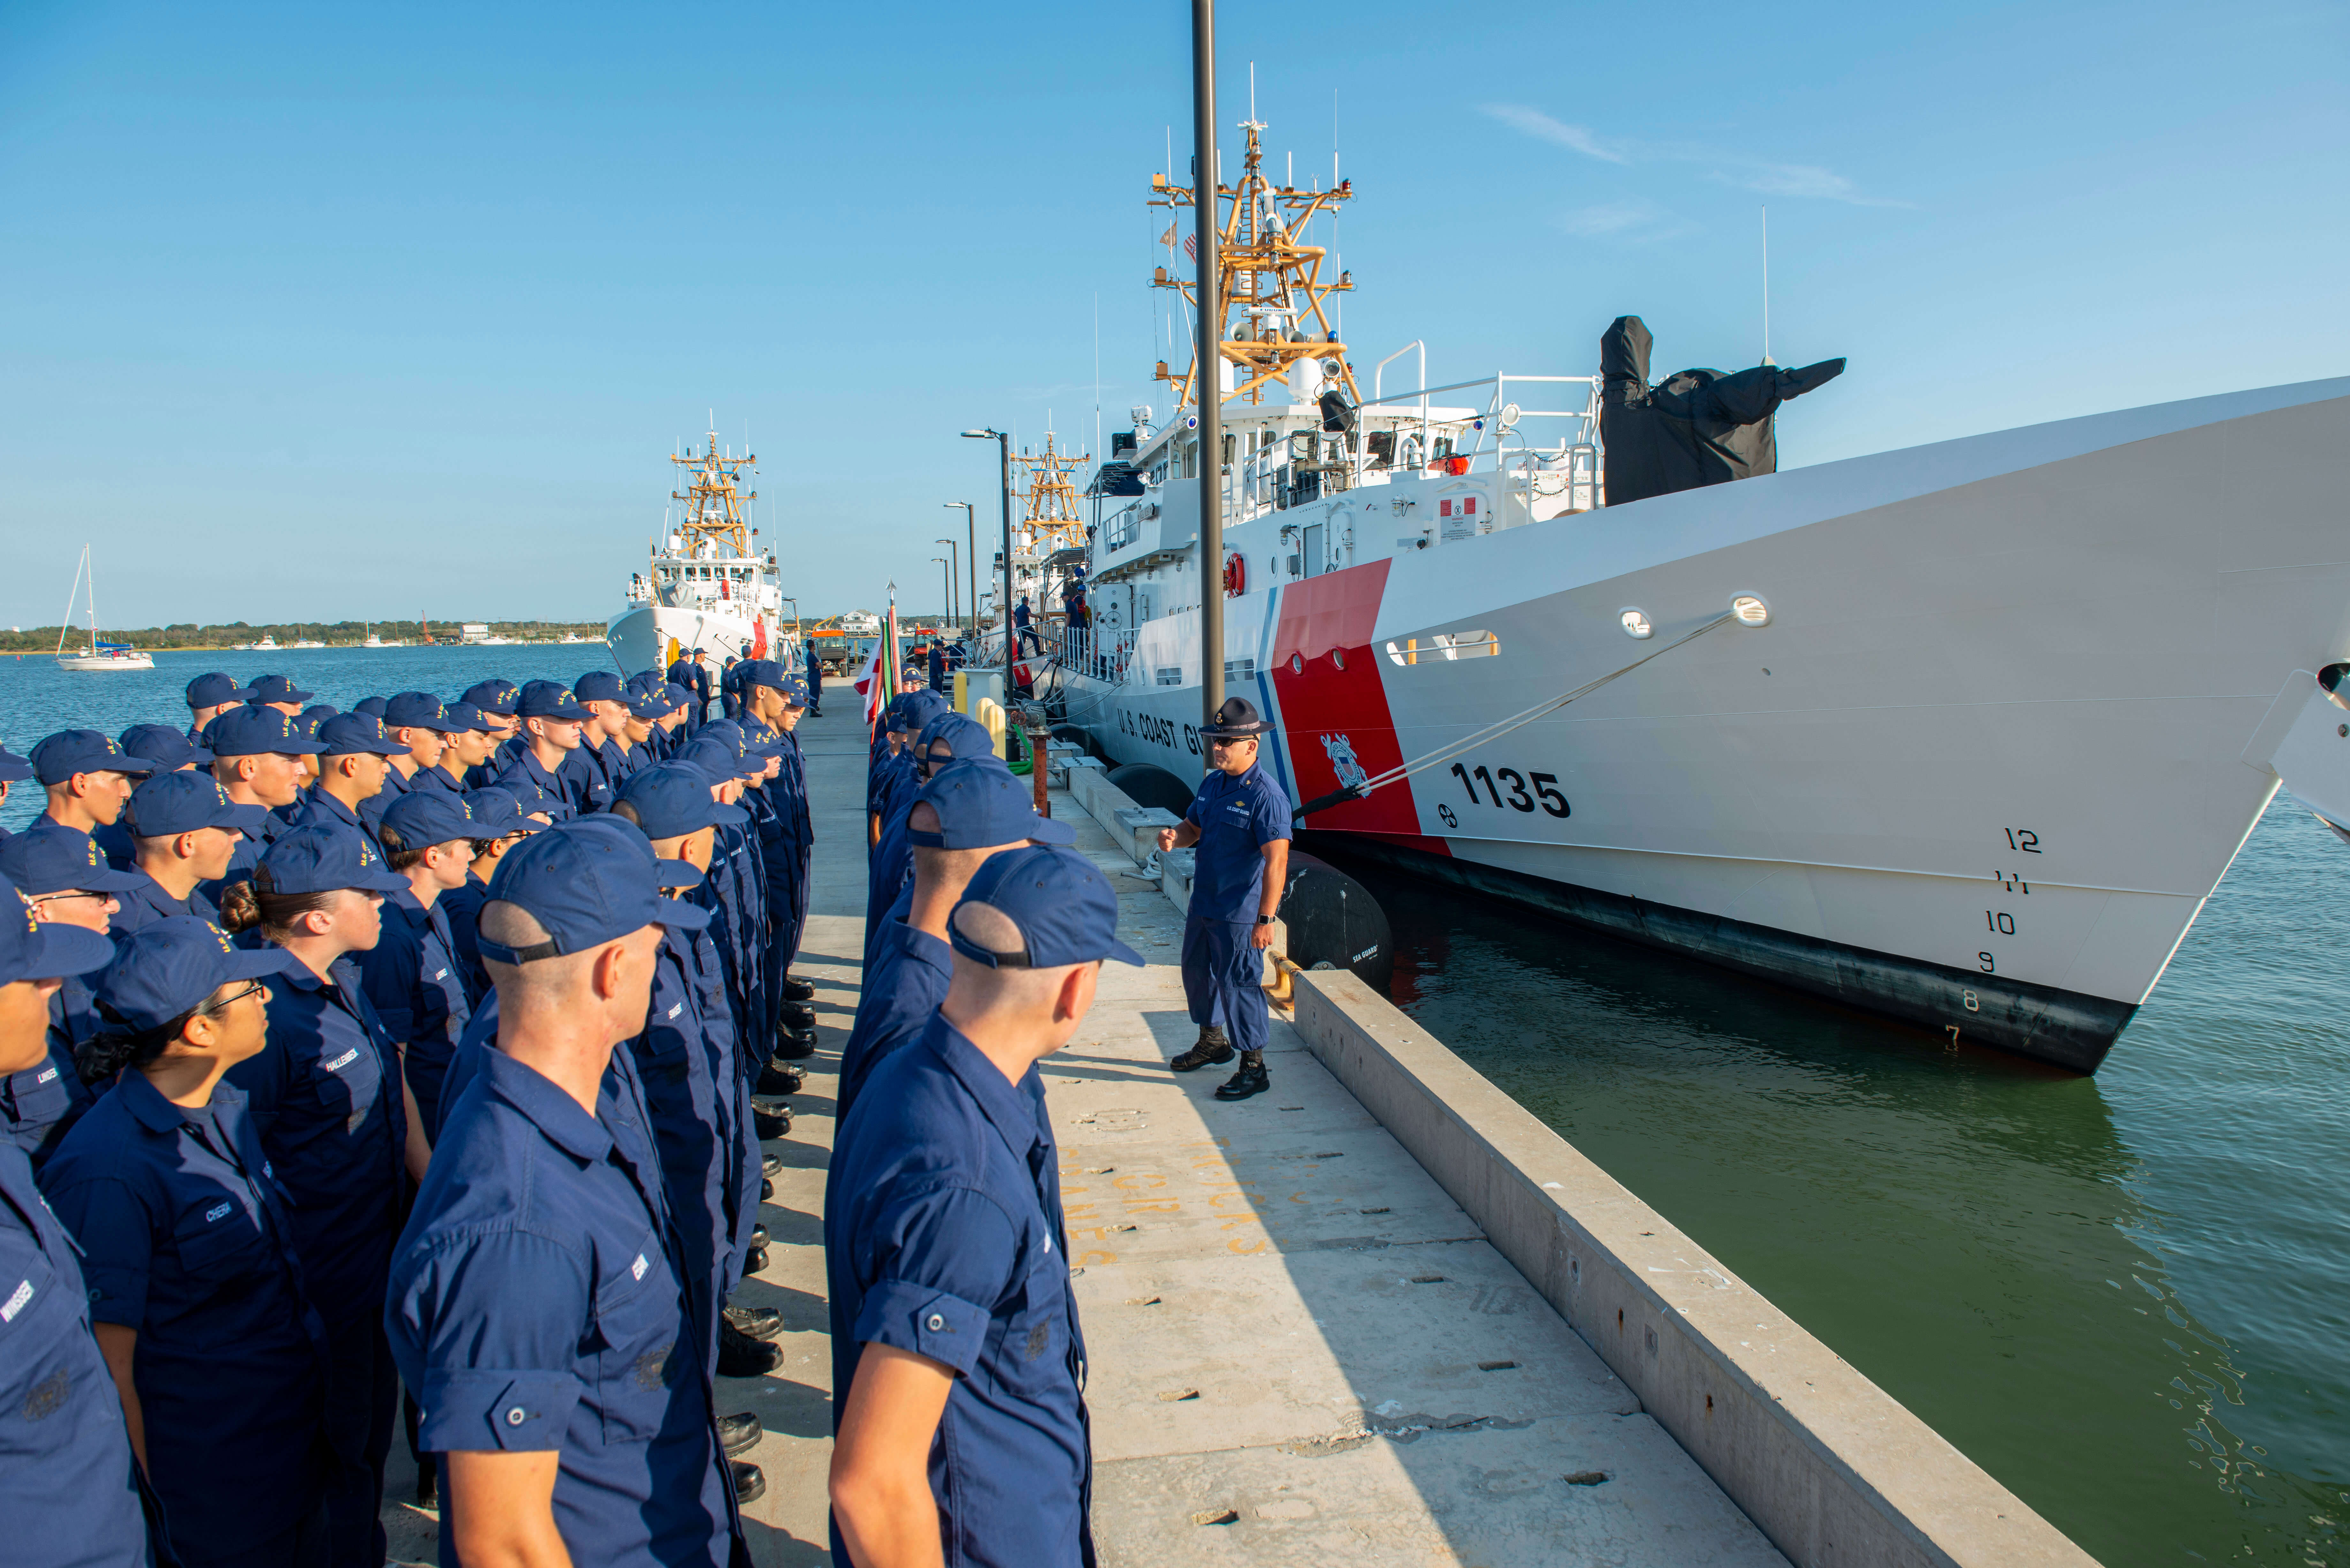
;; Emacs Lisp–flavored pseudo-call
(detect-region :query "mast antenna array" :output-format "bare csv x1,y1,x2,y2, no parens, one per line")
669,426,759,559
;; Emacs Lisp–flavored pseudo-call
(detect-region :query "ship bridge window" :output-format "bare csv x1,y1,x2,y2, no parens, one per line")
1385,630,1501,665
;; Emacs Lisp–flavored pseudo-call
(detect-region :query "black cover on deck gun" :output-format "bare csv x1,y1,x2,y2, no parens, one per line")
1598,316,1846,507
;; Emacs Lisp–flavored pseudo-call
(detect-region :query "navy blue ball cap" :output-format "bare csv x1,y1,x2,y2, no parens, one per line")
517,680,592,720
653,858,704,890
618,761,747,836
384,691,465,732
701,719,746,750
0,830,146,896
0,874,120,986
380,789,489,851
31,730,155,786
672,735,750,783
119,724,214,770
206,706,323,758
126,772,269,840
914,758,1076,849
461,787,543,840
903,692,951,732
740,659,788,691
462,680,521,716
915,712,995,759
93,916,300,1033
778,674,811,706
258,825,409,897
574,671,625,704
0,744,32,784
296,705,340,738
316,712,411,758
624,668,666,696
479,817,711,966
247,674,315,705
184,672,255,709
661,683,694,711
354,696,390,720
948,845,1142,970
623,689,670,720
739,720,783,760
444,700,494,733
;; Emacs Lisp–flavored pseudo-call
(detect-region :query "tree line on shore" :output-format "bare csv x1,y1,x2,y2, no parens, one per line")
4,619,604,652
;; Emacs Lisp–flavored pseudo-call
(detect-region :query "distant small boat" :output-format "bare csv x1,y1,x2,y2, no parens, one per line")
234,635,282,652
55,545,154,672
288,639,325,650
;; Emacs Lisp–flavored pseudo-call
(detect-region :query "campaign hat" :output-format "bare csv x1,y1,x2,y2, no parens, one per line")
0,831,145,896
125,772,269,840
1199,695,1274,738
478,816,711,966
617,760,747,837
118,724,213,771
31,730,155,786
90,916,299,1031
516,681,592,721
184,672,255,709
257,825,408,897
316,713,412,758
912,758,1076,850
246,674,315,705
207,706,323,758
947,845,1142,969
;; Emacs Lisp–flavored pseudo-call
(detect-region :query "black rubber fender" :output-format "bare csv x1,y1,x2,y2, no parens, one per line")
1107,762,1197,815
1276,851,1393,996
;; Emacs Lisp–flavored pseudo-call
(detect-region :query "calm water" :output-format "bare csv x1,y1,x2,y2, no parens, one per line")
0,645,624,832
1326,803,2350,1566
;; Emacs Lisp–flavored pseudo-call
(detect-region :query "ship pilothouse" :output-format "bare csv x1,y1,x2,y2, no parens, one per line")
607,426,793,676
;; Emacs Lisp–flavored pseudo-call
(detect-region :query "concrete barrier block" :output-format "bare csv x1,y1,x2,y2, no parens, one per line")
1288,969,2099,1568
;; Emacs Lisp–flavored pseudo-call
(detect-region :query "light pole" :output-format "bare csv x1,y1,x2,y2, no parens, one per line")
780,596,801,645
943,502,976,644
932,558,951,630
1190,0,1224,727
934,538,959,629
957,433,1013,667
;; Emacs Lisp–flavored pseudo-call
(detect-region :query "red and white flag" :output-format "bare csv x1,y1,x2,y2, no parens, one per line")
853,632,885,724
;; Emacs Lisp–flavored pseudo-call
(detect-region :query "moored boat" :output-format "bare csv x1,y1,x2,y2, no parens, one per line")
607,426,795,675
54,545,155,671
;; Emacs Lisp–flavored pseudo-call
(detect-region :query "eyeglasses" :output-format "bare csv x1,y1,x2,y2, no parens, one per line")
28,890,116,908
1207,736,1255,751
200,981,271,1015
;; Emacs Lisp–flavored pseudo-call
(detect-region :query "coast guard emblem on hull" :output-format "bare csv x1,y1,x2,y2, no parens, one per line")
1320,734,1368,789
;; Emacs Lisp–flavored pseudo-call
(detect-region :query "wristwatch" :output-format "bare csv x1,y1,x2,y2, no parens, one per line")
1256,915,1274,926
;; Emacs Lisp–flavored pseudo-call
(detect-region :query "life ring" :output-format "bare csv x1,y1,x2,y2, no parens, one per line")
1223,552,1246,597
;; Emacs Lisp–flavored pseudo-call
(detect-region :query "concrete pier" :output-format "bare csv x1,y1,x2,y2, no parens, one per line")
383,697,2096,1567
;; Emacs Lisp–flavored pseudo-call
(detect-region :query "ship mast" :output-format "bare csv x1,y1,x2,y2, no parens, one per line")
1149,115,1359,410
1014,429,1093,559
669,428,757,559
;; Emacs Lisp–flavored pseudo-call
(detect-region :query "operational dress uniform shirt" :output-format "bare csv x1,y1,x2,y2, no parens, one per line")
204,807,288,909
359,764,412,836
3,982,98,1173
492,750,577,825
108,869,218,938
438,869,493,1005
835,914,951,1126
1179,761,1293,1056
42,1074,329,1566
826,1015,1092,1568
406,763,462,796
285,782,373,842
231,954,413,1566
0,1142,155,1568
558,745,617,817
387,1047,738,1568
358,887,472,1138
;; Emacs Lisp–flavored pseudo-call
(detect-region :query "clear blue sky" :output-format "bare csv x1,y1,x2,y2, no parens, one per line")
3,0,2343,630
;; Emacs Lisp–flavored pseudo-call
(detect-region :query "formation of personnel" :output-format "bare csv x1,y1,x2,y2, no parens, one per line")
2,656,1224,1568
1,659,819,1568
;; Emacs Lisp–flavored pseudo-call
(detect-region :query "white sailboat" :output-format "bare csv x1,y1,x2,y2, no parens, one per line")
54,545,154,672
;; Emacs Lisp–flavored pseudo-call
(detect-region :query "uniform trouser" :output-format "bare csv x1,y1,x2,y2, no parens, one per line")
319,1316,396,1568
1181,916,1269,1056
184,1499,329,1568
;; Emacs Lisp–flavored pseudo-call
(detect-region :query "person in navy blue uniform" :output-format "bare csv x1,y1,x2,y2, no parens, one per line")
436,701,498,791
826,845,1140,1568
286,712,409,842
204,707,319,906
246,675,315,718
837,755,1071,1123
110,771,268,936
864,694,950,970
804,636,824,717
42,917,327,1568
382,694,467,800
185,672,257,744
0,741,33,845
1155,697,1293,1101
216,829,413,1568
668,647,714,732
362,791,484,1145
763,676,818,1008
0,837,142,1169
736,665,815,1046
567,672,637,814
459,682,525,789
104,726,218,869
0,878,157,1568
385,818,744,1568
610,763,783,1394
492,681,592,824
440,788,540,1003
26,731,153,861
